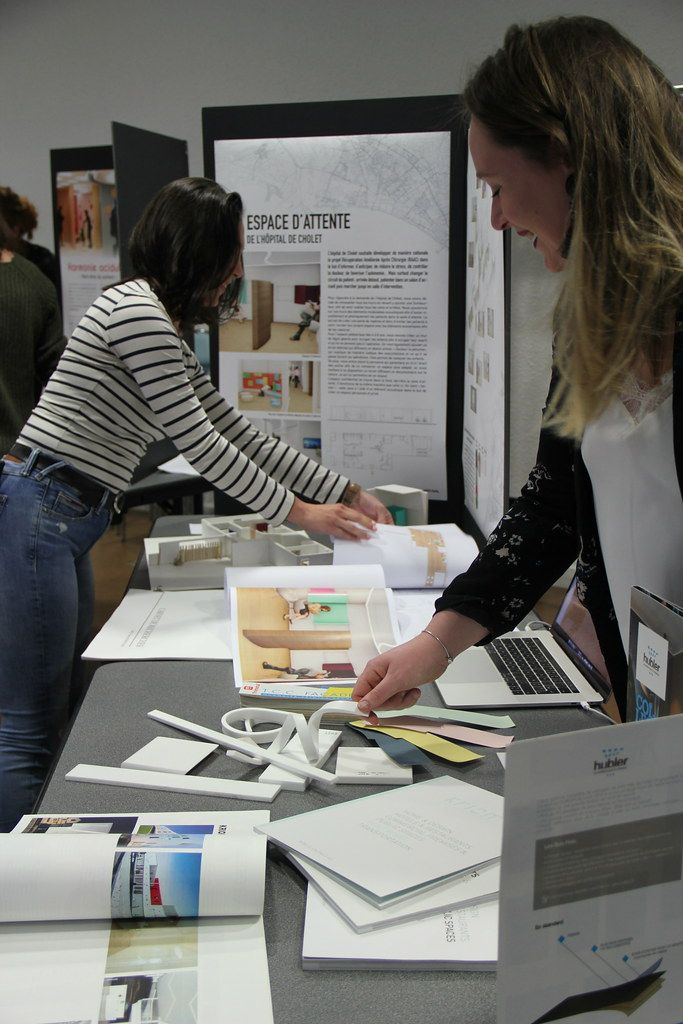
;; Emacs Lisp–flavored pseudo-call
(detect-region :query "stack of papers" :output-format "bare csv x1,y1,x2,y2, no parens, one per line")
257,776,501,970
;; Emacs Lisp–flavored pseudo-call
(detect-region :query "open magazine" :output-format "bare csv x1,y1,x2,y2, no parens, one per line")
227,564,401,689
1,811,274,1024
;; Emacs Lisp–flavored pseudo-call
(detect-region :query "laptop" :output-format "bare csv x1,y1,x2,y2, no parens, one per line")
435,577,610,708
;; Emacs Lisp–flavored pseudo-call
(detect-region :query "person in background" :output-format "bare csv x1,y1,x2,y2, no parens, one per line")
354,16,682,722
0,177,391,831
0,211,65,455
290,299,320,341
0,186,59,291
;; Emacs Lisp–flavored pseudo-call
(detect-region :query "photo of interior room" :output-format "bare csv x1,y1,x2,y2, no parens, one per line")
258,416,322,462
235,586,397,683
220,251,321,355
237,359,320,414
56,169,117,254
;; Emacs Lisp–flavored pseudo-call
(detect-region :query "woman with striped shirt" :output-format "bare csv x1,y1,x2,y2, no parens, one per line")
0,177,391,829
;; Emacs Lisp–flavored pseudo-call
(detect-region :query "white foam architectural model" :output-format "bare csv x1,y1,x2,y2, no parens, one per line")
145,513,333,589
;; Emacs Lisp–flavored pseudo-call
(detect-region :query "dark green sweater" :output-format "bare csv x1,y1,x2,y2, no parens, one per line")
0,253,65,453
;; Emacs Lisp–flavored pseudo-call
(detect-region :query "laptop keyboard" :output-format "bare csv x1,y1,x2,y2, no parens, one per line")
487,637,579,696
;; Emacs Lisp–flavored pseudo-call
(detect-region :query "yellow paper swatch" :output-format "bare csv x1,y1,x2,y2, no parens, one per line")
351,722,481,764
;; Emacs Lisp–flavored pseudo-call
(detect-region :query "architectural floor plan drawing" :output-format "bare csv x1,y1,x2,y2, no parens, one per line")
328,405,435,425
328,430,433,479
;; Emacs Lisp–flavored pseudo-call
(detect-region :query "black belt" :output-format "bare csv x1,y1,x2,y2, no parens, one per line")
7,443,118,512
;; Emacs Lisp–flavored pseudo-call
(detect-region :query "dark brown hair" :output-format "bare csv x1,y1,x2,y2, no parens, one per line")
127,177,243,325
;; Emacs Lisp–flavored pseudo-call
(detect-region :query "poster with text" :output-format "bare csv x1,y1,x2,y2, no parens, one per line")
55,168,119,336
462,153,506,537
498,716,683,1024
214,132,450,499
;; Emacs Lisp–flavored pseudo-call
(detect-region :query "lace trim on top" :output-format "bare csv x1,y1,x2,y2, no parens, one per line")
621,370,673,423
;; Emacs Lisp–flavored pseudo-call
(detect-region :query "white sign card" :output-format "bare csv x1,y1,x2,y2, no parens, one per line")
498,716,683,1023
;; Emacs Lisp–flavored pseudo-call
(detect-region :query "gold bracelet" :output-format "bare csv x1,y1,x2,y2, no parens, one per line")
421,628,454,665
341,481,361,507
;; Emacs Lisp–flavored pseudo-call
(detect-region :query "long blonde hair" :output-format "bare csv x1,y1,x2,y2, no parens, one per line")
464,16,683,438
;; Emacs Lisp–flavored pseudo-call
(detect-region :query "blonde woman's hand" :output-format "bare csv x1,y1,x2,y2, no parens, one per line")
351,634,447,720
352,611,488,721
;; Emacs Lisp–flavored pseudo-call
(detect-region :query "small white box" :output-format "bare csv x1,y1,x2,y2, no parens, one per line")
367,485,428,525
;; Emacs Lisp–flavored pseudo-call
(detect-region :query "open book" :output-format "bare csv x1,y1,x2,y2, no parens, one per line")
1,811,274,1024
227,563,400,689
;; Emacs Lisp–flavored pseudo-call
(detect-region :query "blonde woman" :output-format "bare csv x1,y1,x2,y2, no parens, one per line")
354,16,682,721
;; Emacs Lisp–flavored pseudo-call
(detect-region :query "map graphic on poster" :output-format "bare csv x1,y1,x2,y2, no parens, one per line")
55,169,119,336
462,153,506,537
214,132,450,500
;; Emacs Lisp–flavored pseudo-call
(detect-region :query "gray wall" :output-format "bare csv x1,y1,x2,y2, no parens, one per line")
3,0,680,501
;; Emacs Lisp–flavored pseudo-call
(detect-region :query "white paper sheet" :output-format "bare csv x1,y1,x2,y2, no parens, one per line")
157,454,200,476
393,588,442,642
290,851,499,932
82,589,231,660
498,716,683,1024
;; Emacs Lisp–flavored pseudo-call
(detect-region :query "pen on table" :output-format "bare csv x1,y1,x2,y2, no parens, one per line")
579,701,614,723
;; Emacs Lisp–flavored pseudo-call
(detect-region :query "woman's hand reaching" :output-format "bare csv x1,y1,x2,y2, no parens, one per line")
287,488,392,540
288,497,378,540
352,612,488,721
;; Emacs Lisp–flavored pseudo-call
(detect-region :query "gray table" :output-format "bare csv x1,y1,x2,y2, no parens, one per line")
39,655,603,1024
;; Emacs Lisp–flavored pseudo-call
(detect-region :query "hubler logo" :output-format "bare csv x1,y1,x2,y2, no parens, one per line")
594,745,628,772
642,645,661,675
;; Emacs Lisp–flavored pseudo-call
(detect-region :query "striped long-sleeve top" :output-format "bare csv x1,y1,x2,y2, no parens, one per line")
19,279,347,523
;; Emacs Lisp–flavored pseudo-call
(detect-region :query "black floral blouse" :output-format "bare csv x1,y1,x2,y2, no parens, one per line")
436,334,683,721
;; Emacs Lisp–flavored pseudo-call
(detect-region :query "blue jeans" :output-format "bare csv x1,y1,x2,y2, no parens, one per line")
0,452,112,829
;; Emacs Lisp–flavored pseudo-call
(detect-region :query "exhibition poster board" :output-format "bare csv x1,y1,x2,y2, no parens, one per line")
462,152,509,542
51,125,188,337
51,145,118,337
203,97,468,522
111,122,188,279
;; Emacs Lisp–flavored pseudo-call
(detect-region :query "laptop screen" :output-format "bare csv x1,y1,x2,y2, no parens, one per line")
550,577,611,696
